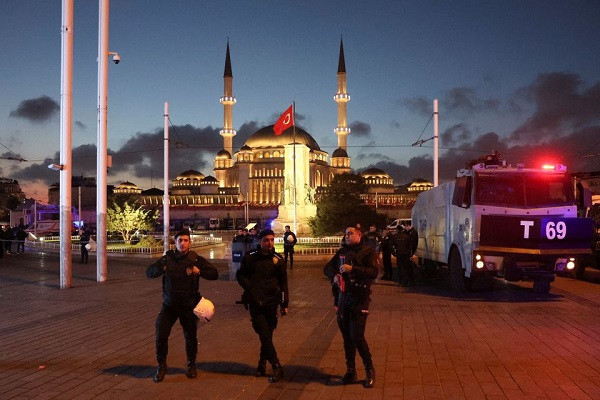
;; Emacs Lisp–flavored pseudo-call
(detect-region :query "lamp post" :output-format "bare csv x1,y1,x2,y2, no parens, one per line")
59,0,73,289
97,0,120,282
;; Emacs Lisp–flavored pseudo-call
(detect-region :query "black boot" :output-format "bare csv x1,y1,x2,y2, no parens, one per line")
153,363,166,383
364,367,375,388
269,363,284,383
186,360,197,379
255,359,267,377
341,367,357,384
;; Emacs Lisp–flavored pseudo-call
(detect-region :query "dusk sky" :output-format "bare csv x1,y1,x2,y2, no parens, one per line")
1,1,599,200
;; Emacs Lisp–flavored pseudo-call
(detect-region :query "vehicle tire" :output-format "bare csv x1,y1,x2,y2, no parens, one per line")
533,280,551,294
449,250,467,292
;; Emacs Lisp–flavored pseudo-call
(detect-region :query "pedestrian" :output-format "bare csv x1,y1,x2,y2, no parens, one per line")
16,226,27,254
80,230,90,264
363,225,381,255
393,222,413,286
4,225,13,254
380,229,394,280
283,225,297,269
146,230,219,383
323,225,378,388
236,229,289,383
248,228,259,250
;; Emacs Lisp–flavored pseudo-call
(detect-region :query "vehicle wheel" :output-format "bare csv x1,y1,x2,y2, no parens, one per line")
449,250,467,292
533,280,551,294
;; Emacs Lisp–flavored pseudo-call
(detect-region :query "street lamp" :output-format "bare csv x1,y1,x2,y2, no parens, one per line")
97,0,120,283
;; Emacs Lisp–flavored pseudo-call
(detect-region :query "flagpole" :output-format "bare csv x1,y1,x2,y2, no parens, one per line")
292,102,297,234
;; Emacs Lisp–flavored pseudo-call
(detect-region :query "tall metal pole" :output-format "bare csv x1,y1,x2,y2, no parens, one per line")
78,185,82,233
163,102,170,253
292,102,297,234
433,99,439,188
59,0,73,289
96,0,109,282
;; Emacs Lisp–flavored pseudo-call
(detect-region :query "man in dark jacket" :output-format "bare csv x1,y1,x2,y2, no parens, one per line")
236,229,289,383
146,230,219,383
323,226,378,388
79,230,90,264
282,225,297,269
393,223,413,286
380,230,394,280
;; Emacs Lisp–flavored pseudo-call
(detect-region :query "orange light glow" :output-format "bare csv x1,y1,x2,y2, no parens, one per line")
542,164,555,170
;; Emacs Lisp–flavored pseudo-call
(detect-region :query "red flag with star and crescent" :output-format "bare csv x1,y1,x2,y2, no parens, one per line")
273,105,294,135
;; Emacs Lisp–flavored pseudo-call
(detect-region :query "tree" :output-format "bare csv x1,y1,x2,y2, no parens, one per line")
309,173,386,236
107,201,158,243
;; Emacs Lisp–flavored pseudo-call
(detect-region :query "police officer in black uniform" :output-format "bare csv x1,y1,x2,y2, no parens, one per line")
394,222,413,286
323,225,378,388
146,230,219,383
283,225,297,269
380,229,394,280
237,229,289,383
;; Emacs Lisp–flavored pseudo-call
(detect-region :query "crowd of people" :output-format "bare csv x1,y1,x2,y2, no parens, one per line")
0,225,28,257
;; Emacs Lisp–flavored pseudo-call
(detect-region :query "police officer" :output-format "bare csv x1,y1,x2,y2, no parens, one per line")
393,222,413,286
380,229,394,280
323,226,378,388
146,230,219,383
236,229,289,383
283,225,297,269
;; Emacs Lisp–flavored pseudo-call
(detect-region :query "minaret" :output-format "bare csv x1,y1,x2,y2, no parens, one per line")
333,38,350,150
219,40,236,156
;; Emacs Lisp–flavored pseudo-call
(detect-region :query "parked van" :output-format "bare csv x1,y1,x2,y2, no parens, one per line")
386,219,410,231
209,218,221,229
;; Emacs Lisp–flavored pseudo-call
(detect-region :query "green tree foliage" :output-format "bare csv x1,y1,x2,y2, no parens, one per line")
309,173,386,236
107,201,158,243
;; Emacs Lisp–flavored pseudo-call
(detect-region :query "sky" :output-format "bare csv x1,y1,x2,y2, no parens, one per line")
1,0,600,201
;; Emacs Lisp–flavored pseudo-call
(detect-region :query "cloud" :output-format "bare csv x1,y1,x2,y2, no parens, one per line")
510,72,600,142
441,123,472,147
9,96,59,123
401,97,430,116
444,87,499,116
349,120,371,137
355,152,392,162
75,121,86,130
401,87,499,118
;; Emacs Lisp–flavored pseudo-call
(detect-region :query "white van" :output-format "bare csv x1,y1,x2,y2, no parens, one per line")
386,219,410,231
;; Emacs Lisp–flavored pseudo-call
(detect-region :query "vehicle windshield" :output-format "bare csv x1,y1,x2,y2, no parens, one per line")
475,172,574,207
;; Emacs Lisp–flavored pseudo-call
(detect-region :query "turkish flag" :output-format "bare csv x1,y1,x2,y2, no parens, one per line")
273,105,294,135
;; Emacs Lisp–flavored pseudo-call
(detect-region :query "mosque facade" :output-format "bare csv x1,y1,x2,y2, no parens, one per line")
116,40,431,231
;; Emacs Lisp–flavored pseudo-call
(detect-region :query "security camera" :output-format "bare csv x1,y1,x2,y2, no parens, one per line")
112,53,121,64
47,163,64,171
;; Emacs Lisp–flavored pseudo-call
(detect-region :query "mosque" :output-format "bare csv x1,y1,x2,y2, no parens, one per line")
114,40,432,232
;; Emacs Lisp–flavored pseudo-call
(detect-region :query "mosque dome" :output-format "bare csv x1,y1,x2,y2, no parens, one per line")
331,147,348,158
216,149,232,159
360,168,391,179
174,170,205,182
244,125,321,151
202,175,218,184
114,181,142,194
116,181,139,190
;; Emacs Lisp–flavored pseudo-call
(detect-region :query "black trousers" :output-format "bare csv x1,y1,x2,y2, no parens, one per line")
283,247,294,267
249,304,279,365
397,254,413,285
337,303,373,370
81,247,88,263
155,303,198,364
382,251,393,279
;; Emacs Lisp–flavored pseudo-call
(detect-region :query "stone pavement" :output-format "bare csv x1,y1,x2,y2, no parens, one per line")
1,245,599,399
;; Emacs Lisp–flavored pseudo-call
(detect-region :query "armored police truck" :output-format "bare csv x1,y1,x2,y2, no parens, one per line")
412,153,594,293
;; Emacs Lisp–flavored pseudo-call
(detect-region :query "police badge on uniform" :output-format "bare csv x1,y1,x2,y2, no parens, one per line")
273,256,279,264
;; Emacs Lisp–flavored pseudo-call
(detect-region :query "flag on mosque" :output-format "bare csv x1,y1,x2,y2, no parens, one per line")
273,105,294,135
